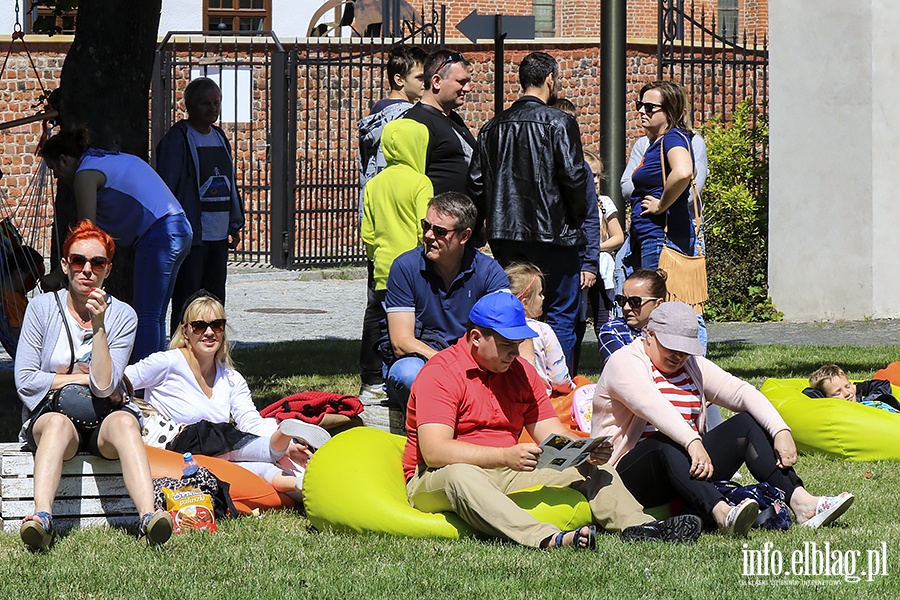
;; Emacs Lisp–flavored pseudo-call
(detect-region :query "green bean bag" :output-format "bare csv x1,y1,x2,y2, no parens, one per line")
761,378,900,461
302,426,593,538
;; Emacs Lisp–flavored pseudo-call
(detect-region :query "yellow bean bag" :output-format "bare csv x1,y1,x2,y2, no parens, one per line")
761,378,900,461
302,427,593,538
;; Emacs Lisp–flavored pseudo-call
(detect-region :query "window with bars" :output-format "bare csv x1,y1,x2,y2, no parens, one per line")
206,0,271,32
26,1,77,35
533,0,555,38
718,0,739,39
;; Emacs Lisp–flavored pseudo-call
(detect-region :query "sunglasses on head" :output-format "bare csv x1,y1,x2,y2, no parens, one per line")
67,254,110,269
614,294,660,309
434,51,465,74
636,100,664,114
187,319,226,334
421,218,459,238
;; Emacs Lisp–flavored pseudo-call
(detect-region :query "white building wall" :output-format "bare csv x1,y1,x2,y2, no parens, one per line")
769,0,900,319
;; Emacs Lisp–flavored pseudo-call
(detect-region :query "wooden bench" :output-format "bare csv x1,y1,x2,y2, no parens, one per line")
0,442,137,532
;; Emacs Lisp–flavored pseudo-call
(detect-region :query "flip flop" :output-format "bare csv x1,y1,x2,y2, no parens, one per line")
801,492,854,528
20,511,53,550
140,510,174,546
553,525,596,550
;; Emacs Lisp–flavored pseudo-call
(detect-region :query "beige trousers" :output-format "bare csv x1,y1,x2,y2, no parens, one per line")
407,463,652,547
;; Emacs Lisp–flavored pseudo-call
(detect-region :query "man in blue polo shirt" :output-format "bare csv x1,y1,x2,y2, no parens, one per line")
383,191,509,412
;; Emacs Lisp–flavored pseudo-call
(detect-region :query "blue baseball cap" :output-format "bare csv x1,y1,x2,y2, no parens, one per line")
469,291,538,340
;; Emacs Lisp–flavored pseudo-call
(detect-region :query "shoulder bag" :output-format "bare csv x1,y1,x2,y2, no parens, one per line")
49,291,117,431
656,132,709,314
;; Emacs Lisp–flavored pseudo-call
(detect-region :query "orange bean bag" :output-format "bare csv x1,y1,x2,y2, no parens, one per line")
145,446,294,514
873,362,900,387
519,376,593,444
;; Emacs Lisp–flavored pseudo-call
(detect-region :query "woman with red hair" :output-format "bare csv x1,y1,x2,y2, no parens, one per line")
14,220,173,550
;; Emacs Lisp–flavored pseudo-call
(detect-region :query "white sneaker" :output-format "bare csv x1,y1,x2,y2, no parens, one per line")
278,419,331,450
801,493,854,528
723,498,758,536
358,383,387,406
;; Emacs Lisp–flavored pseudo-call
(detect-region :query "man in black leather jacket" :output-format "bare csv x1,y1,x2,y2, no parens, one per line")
467,51,588,371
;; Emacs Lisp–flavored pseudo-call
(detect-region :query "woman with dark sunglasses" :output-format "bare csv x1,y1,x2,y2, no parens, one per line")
15,220,173,549
125,294,330,501
597,269,667,364
626,81,698,270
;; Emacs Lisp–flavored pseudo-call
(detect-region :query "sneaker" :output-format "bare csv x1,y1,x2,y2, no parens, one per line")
358,383,387,406
622,514,703,543
801,492,854,528
723,498,759,536
279,418,331,451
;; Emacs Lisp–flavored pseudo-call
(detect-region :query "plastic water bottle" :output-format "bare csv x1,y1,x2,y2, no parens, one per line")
182,452,199,477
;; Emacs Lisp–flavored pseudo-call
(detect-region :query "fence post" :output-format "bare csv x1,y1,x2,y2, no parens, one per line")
270,48,291,268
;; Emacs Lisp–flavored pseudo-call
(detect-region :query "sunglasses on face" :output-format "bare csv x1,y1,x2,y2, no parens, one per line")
187,319,227,334
434,51,465,74
636,100,664,114
614,294,660,309
421,218,458,238
67,254,111,270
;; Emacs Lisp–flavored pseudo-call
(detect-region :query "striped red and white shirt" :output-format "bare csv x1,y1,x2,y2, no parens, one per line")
641,365,702,440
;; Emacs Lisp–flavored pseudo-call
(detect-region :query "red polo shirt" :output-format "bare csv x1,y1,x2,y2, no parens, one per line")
402,338,557,481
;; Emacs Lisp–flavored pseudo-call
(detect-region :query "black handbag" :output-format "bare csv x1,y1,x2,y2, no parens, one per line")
49,290,118,431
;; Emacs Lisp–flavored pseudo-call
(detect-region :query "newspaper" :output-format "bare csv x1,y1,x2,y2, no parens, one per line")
535,434,611,471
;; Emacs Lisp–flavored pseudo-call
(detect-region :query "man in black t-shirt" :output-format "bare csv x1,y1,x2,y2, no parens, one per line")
404,49,476,195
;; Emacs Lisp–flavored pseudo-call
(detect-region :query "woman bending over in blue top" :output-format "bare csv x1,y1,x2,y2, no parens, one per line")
41,127,193,363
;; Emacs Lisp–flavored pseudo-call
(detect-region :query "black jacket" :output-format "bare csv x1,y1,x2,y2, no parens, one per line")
467,96,588,247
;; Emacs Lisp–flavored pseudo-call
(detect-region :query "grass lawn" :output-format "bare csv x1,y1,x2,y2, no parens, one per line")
0,341,898,599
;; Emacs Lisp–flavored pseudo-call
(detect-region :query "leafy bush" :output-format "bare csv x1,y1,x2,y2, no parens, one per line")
700,100,782,322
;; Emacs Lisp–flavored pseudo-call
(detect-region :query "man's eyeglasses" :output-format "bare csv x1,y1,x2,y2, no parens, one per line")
614,294,661,309
636,100,664,114
188,319,227,335
421,218,459,238
67,254,111,270
434,51,465,75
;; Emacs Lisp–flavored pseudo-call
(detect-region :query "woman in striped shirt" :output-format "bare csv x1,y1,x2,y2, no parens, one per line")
591,302,854,536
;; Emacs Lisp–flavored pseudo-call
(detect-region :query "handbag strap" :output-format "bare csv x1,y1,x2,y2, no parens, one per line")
658,131,704,255
53,290,76,375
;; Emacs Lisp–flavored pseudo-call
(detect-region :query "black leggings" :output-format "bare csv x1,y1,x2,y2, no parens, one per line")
615,412,803,516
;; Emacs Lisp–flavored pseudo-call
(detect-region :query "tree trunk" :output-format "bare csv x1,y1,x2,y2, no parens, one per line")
51,0,162,303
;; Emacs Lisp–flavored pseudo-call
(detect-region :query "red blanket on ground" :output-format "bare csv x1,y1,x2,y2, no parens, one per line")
260,391,364,425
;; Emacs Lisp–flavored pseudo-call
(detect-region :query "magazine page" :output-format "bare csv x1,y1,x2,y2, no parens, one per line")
535,434,610,471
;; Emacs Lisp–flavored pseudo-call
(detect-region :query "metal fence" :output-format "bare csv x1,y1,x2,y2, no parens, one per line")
657,0,768,131
152,4,443,269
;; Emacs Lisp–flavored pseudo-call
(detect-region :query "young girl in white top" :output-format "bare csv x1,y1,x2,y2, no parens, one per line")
506,263,575,395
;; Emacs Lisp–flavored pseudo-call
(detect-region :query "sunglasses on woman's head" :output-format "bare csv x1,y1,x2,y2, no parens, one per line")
636,100,664,114
67,254,110,269
188,319,226,334
614,294,660,309
421,218,458,238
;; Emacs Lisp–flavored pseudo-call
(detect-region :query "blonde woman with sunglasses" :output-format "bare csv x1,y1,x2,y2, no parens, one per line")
125,294,330,499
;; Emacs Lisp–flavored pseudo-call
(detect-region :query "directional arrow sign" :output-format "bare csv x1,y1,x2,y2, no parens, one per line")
456,10,536,43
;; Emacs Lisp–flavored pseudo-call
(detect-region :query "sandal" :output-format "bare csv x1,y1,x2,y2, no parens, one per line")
20,511,53,550
139,510,174,546
801,492,854,528
552,525,596,550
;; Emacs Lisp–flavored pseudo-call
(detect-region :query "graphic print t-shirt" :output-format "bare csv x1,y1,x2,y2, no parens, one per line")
187,126,233,242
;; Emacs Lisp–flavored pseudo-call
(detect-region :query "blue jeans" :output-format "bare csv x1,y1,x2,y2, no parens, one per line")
132,213,192,362
635,233,693,271
489,240,581,374
386,356,425,413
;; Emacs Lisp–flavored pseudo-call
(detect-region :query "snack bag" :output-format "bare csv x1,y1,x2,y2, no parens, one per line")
162,484,218,534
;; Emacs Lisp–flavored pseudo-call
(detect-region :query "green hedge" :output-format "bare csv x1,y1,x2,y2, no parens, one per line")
700,100,782,322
